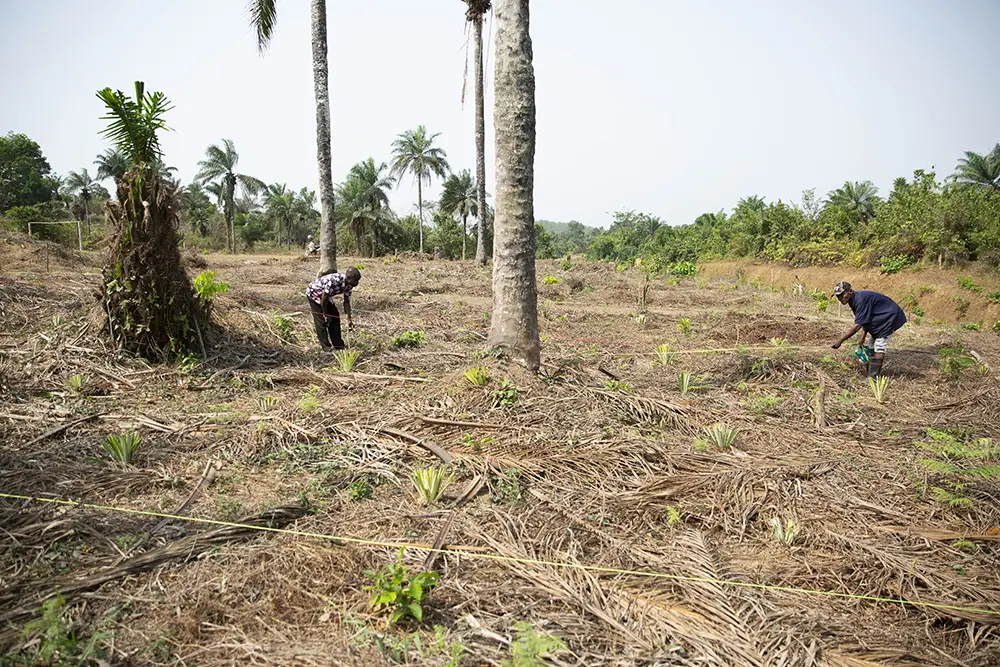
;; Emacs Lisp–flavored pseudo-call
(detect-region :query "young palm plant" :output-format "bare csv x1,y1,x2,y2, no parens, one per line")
464,366,490,386
410,467,455,505
770,516,801,546
677,371,708,397
654,343,676,366
704,423,739,449
331,348,361,373
868,375,890,404
65,373,92,395
103,432,143,465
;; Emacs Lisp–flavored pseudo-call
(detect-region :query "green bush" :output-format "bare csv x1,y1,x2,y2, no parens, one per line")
193,271,230,307
668,261,697,276
364,551,440,625
391,330,427,349
957,276,984,294
878,254,914,274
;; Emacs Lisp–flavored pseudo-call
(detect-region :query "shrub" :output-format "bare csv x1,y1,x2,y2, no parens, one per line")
542,275,560,285
272,313,295,341
102,432,142,465
192,271,230,307
392,330,427,349
878,254,913,274
364,551,440,625
668,261,697,276
957,276,983,293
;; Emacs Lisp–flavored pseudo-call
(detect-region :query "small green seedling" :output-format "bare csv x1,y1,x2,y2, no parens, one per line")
703,423,738,449
653,343,675,365
677,371,708,397
463,366,489,386
868,375,889,404
65,373,92,395
103,432,142,465
542,275,560,285
771,517,801,546
332,348,361,372
411,467,455,505
392,330,427,349
676,318,692,334
494,380,520,408
364,550,440,625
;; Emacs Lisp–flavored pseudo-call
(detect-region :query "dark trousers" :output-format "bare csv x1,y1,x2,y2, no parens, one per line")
309,298,344,349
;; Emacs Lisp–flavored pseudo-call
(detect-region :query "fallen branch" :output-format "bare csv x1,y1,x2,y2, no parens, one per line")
23,414,102,449
415,415,508,430
377,426,454,464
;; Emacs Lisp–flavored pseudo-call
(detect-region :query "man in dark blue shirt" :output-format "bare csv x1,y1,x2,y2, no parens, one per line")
830,281,906,378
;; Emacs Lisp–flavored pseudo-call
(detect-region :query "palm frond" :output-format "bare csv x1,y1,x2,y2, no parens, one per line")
247,0,279,53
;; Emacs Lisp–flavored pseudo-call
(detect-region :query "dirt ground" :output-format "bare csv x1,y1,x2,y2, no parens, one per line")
2,241,1000,666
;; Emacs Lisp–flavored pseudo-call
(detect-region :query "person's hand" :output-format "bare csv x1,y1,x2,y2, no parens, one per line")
347,317,354,330
831,341,842,349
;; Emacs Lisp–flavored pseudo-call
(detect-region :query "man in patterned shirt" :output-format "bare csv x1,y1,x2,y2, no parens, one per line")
306,267,361,349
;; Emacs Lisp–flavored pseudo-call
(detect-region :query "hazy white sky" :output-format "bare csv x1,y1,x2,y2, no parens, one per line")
1,0,997,227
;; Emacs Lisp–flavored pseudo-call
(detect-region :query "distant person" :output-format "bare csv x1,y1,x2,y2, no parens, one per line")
306,267,361,350
830,281,906,378
304,235,319,256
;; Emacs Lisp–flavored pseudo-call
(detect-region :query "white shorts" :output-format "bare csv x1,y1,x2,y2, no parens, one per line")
872,334,892,354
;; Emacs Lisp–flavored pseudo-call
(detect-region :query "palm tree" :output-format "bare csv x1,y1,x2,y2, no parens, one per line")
179,182,213,235
463,0,492,265
96,80,200,360
487,0,540,371
737,195,767,213
336,160,395,257
64,168,99,237
390,125,450,254
826,180,879,222
440,170,478,260
248,0,337,275
264,183,296,248
953,145,1000,192
94,148,129,184
195,139,264,252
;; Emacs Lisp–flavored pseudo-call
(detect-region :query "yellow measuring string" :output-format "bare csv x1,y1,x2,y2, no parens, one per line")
2,493,996,618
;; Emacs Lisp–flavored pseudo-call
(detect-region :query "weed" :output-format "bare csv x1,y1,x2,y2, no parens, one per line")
770,517,801,546
459,433,493,451
542,275,560,285
463,366,490,386
257,396,278,411
604,380,632,392
957,276,984,293
102,432,142,465
177,353,198,375
665,506,682,527
653,343,676,365
193,270,230,306
410,467,455,505
348,479,373,501
332,348,361,372
938,347,974,379
703,423,738,449
918,285,935,296
52,313,65,328
666,276,681,286
912,305,925,317
993,320,1000,333
817,299,829,312
988,291,1000,304
392,330,427,349
749,394,783,414
916,429,999,511
960,321,983,332
272,313,295,341
214,496,245,520
558,258,572,271
867,376,889,404
676,318,692,334
952,539,977,553
668,261,697,277
501,621,568,667
364,550,440,625
492,468,524,504
952,296,970,318
298,384,321,412
878,254,912,274
677,371,709,397
65,373,92,395
11,596,106,665
355,262,366,270
494,380,520,408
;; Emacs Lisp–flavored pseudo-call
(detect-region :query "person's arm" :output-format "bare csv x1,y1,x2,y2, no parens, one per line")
343,293,352,328
832,323,863,349
858,325,868,347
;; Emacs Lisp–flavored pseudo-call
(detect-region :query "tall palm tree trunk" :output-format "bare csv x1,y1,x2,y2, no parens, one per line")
473,12,489,265
462,212,468,260
84,200,91,238
417,179,424,254
487,0,539,371
312,0,337,275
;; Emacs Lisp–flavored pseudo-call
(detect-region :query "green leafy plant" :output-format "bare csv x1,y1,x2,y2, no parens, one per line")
668,261,697,277
992,320,1000,333
501,621,568,667
867,375,889,404
703,423,738,449
604,380,632,392
257,396,278,412
666,276,681,286
817,298,829,312
463,366,489,386
960,321,983,332
364,551,440,625
65,373,92,395
957,276,983,293
192,270,230,305
52,314,65,328
542,275,560,285
912,305,925,317
916,429,999,511
770,517,801,546
665,506,682,527
459,433,493,452
298,385,321,412
878,254,913,274
653,343,676,365
676,318,692,334
348,478,373,501
102,431,142,465
494,380,520,408
677,370,708,397
558,258,572,271
410,467,455,505
12,596,106,666
952,296,970,318
271,312,295,342
492,468,524,504
939,347,974,379
392,330,427,349
332,348,361,372
987,291,1000,304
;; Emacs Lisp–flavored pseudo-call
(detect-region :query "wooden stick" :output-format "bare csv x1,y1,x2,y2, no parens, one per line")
415,415,507,430
377,426,454,464
423,510,457,571
332,371,430,383
23,414,101,449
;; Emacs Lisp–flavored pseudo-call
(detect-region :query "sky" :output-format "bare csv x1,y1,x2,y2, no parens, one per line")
1,0,998,228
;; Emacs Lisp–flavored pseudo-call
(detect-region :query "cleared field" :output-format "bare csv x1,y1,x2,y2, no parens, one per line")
2,247,1000,666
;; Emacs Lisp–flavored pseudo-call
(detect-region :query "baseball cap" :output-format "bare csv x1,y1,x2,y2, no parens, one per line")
832,281,851,296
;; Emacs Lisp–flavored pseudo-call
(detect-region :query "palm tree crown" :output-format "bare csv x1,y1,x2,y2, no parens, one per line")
953,144,1000,192
196,139,264,252
94,148,130,183
390,125,450,253
440,170,478,221
337,159,397,257
96,81,171,165
826,180,880,221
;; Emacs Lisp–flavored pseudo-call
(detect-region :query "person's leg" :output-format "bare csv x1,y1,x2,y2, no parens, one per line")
309,298,331,348
324,300,345,349
870,334,891,378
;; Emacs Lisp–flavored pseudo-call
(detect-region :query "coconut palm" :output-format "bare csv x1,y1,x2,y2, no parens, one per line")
94,148,130,184
64,168,99,235
390,125,450,254
953,145,1000,192
440,170,478,260
463,0,492,265
263,183,296,248
487,0,540,371
195,139,264,252
248,0,337,275
96,80,200,360
825,180,879,222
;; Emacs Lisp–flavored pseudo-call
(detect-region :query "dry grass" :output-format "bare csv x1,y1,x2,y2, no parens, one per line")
2,241,1000,665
